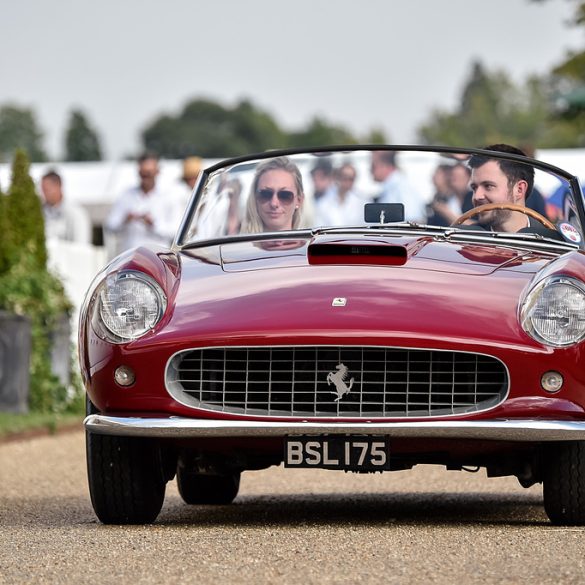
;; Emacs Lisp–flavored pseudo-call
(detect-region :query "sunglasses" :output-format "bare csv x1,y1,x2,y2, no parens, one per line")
256,188,295,204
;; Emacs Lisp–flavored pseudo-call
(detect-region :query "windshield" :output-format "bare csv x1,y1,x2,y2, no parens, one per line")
177,147,584,249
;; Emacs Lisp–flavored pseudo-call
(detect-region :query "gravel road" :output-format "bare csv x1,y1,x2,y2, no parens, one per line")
1,430,585,584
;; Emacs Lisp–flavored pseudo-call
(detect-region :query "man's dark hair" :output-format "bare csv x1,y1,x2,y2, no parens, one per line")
138,150,160,164
42,169,62,185
375,150,396,166
468,144,534,196
311,158,333,176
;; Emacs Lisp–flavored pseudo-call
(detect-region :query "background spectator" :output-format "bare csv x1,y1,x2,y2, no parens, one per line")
426,163,458,226
371,150,425,221
105,152,175,255
171,156,203,233
316,162,365,226
181,156,202,192
310,159,335,202
450,162,473,213
40,169,92,244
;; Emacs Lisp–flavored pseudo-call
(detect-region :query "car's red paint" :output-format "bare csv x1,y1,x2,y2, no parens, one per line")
81,233,585,421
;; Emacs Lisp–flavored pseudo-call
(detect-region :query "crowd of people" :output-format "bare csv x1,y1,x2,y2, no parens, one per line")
233,149,430,237
224,143,556,238
38,143,563,257
39,153,205,257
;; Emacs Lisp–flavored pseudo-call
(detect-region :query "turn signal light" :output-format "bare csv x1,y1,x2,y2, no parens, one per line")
114,365,136,387
541,371,563,393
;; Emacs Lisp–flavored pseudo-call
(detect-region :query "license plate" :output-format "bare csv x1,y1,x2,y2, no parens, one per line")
284,435,391,471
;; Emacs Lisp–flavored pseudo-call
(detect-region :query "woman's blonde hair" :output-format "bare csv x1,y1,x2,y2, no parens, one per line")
242,156,305,233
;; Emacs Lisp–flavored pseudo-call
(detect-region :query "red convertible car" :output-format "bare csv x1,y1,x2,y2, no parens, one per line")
81,145,585,524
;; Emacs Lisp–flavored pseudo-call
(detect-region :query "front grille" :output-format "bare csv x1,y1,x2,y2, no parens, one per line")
166,346,508,418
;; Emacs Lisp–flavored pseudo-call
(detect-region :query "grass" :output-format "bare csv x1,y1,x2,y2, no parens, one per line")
0,410,84,440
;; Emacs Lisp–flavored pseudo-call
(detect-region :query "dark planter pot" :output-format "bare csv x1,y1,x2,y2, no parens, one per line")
0,311,32,413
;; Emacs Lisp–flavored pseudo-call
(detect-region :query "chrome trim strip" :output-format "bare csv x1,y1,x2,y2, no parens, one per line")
84,415,585,442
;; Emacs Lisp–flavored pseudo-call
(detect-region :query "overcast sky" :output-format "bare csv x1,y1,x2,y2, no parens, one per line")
1,0,582,160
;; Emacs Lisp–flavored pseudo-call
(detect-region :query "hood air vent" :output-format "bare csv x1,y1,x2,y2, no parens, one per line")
308,240,408,266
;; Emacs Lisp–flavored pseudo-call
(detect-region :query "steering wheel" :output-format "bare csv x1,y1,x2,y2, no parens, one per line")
452,203,556,230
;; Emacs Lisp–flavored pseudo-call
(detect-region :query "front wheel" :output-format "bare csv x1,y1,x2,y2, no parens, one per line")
176,467,240,505
86,432,166,524
543,441,585,525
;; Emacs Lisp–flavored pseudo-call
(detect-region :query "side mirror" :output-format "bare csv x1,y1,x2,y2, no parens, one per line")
364,203,405,224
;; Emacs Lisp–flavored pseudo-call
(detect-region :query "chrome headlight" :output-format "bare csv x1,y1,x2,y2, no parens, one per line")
521,275,585,347
92,271,167,342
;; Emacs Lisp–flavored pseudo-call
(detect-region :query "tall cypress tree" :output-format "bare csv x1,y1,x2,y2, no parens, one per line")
0,149,73,412
6,149,47,270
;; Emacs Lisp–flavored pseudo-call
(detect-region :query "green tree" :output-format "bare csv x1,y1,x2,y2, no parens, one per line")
288,117,358,148
529,0,585,144
0,105,47,162
64,109,103,161
231,100,288,153
362,127,388,144
417,61,556,147
549,3,585,144
6,149,47,270
142,98,287,158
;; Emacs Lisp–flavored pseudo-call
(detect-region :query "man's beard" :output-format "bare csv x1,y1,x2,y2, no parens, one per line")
485,207,513,231
478,189,515,231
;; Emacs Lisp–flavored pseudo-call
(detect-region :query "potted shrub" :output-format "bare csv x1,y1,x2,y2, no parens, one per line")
0,149,80,413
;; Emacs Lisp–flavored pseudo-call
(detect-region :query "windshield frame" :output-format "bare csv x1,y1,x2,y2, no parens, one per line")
172,144,584,251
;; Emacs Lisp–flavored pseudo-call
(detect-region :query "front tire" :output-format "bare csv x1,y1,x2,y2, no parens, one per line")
543,441,585,525
86,432,166,524
176,467,240,505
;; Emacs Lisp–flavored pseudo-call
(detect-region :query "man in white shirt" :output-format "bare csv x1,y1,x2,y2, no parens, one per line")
310,158,336,202
105,152,175,254
316,163,366,227
370,151,426,222
41,170,92,244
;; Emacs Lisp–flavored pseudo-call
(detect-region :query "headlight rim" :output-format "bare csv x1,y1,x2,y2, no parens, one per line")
91,270,167,344
521,274,585,348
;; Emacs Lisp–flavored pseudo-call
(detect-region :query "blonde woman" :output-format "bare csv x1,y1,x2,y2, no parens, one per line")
242,156,304,233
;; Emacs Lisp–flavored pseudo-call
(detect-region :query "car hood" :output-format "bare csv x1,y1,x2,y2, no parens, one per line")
219,234,550,276
147,234,565,350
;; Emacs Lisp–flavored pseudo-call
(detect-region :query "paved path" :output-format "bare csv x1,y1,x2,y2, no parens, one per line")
1,431,585,584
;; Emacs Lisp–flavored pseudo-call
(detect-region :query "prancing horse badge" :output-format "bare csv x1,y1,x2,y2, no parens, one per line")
327,363,354,401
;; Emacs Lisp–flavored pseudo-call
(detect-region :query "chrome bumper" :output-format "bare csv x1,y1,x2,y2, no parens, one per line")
84,415,585,442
